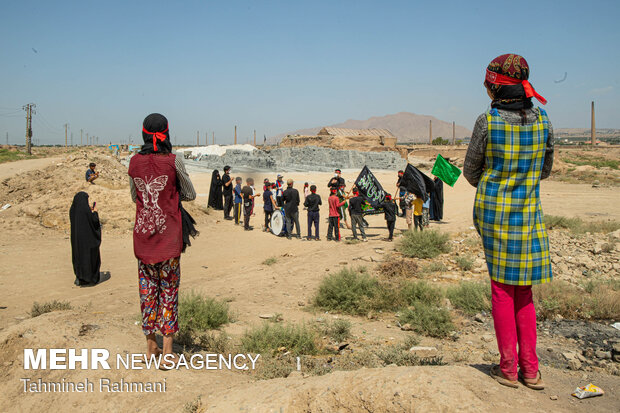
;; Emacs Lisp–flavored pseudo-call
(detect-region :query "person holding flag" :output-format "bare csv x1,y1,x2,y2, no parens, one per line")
464,54,554,390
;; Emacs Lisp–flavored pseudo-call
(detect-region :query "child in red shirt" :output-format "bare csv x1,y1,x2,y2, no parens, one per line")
327,188,345,241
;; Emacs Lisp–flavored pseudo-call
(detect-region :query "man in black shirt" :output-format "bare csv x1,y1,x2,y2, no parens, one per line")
241,177,259,230
348,188,367,242
222,165,234,220
327,168,345,190
303,185,322,240
380,194,398,241
282,179,301,239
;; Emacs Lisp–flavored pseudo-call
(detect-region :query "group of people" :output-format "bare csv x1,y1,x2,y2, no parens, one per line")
207,167,444,242
68,53,554,388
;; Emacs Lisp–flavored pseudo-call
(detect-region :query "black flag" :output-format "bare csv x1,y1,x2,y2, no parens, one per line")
354,166,387,209
400,164,434,202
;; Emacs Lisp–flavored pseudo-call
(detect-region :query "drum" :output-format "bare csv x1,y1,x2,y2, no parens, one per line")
270,209,287,236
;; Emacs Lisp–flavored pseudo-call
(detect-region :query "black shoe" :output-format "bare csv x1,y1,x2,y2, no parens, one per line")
224,216,233,220
287,235,292,240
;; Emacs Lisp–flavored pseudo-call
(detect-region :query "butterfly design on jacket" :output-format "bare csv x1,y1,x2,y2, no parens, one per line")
133,175,169,234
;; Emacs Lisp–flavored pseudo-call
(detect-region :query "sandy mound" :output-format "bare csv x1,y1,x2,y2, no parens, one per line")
0,151,209,235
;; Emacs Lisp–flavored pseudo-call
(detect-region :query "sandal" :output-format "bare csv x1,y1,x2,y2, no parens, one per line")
158,353,180,371
490,365,518,388
519,370,545,390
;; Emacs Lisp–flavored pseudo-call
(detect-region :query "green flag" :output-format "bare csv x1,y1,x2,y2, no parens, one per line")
432,154,461,187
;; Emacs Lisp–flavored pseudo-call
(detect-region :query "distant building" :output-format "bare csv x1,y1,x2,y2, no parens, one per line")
280,127,397,151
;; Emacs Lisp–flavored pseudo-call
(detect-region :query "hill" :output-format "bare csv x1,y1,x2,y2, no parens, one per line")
271,112,472,144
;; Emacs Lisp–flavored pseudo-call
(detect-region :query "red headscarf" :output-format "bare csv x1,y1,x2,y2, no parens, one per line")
485,54,547,105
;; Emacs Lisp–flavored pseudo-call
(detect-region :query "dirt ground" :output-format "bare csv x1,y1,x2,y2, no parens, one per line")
0,149,619,412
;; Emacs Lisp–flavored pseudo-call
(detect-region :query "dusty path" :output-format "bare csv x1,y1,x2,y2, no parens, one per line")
0,157,63,180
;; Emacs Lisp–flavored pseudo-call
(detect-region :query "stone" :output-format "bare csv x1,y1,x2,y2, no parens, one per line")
481,334,494,343
297,301,305,307
567,359,582,370
409,346,438,358
400,323,413,331
259,314,275,319
594,350,611,360
550,395,558,401
562,352,577,361
474,313,485,323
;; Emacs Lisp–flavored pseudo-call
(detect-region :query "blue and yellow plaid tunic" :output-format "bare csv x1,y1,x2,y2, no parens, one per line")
474,108,552,285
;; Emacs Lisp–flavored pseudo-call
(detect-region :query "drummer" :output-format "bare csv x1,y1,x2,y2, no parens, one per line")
263,182,277,232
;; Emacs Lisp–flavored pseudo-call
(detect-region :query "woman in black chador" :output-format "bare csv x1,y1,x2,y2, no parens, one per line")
429,176,444,221
208,169,224,210
69,191,101,285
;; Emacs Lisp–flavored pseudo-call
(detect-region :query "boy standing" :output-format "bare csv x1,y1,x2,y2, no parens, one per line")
413,195,424,231
348,188,367,242
263,183,277,232
327,188,345,241
380,194,398,241
241,178,259,230
233,177,243,225
304,185,322,240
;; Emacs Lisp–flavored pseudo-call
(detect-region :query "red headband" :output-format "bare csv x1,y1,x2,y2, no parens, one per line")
142,126,169,151
485,69,547,105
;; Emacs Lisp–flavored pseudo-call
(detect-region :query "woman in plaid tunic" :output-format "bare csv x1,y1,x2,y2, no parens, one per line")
464,54,554,390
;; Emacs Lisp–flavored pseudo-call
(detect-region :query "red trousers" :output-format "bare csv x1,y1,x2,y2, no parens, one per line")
491,280,539,380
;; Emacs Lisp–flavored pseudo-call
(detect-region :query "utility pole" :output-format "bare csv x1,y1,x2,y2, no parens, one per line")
429,120,432,145
196,130,199,146
22,103,35,154
253,130,256,147
71,132,73,146
591,101,596,146
80,129,83,146
452,121,455,145
212,131,215,145
64,123,68,147
5,132,8,146
234,126,237,145
87,133,89,146
205,131,207,146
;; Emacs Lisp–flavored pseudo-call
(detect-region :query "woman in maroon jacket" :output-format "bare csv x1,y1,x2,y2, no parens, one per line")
128,113,196,366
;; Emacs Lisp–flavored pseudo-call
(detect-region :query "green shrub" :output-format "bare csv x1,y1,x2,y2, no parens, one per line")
455,255,474,271
400,281,442,306
544,215,620,234
31,300,72,317
399,303,454,338
241,323,318,355
262,257,277,266
420,262,448,274
178,292,231,332
324,319,352,342
313,267,397,315
398,230,451,259
446,282,491,315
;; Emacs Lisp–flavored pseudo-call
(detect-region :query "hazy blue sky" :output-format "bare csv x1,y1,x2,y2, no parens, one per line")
1,0,618,145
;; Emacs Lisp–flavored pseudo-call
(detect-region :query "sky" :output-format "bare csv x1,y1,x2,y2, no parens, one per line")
1,0,619,145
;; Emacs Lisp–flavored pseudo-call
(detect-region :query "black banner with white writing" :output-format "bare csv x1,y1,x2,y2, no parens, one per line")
354,166,387,209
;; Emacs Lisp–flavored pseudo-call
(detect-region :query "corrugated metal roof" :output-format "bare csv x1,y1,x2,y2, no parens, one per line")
318,127,395,137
